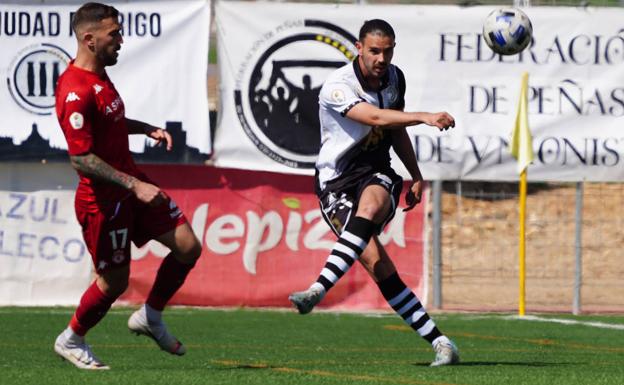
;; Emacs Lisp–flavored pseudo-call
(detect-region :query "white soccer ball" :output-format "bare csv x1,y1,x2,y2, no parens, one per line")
483,8,533,56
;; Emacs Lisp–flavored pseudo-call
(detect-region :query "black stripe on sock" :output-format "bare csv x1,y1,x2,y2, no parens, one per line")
343,216,376,243
410,312,430,330
402,302,423,319
423,327,442,344
332,250,356,266
391,292,416,312
324,262,345,279
337,237,364,255
317,275,334,291
377,272,406,301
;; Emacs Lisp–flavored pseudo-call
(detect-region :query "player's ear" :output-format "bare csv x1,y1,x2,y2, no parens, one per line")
82,31,95,50
355,40,363,54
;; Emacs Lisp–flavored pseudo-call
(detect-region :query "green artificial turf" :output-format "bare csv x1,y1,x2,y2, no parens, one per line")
1,307,623,385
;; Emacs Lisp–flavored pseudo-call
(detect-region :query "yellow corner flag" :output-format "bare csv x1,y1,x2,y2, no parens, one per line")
509,72,533,316
508,72,534,174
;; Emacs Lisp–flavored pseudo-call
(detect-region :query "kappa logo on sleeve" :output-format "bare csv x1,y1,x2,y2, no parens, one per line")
93,84,103,94
69,112,84,129
65,92,80,103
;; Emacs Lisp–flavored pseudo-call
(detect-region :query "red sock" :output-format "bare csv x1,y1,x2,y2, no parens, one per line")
69,281,116,336
146,254,195,311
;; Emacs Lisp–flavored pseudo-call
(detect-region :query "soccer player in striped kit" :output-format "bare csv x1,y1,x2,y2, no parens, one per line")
289,19,459,366
53,3,202,369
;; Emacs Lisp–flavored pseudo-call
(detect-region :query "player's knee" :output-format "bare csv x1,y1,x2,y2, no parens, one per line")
107,279,129,298
177,237,202,265
357,204,387,223
187,240,202,262
98,267,130,298
372,260,396,282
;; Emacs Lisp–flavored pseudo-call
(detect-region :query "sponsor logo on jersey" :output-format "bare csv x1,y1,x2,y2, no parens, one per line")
104,95,124,119
69,112,84,129
233,20,358,169
65,92,80,103
6,43,71,115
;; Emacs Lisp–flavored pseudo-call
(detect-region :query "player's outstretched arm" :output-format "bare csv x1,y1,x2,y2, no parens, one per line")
126,118,172,151
70,153,166,206
346,102,455,130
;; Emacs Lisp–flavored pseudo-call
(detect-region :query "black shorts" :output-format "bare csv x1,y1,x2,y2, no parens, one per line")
316,169,403,236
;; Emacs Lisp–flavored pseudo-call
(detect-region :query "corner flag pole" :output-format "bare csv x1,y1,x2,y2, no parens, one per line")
519,168,527,316
509,72,533,317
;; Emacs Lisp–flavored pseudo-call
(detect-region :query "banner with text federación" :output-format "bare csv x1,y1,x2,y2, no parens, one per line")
213,3,623,181
0,1,210,163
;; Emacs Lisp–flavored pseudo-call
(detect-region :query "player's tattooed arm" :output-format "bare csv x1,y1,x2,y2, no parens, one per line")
70,153,137,190
70,153,166,205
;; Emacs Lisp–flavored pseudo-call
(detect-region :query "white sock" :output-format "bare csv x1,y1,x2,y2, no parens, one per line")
63,327,84,344
144,304,162,324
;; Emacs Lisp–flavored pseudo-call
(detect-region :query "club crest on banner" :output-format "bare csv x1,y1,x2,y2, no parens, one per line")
234,20,358,169
6,43,71,116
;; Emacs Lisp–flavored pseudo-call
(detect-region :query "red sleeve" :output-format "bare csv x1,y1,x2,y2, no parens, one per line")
56,85,95,156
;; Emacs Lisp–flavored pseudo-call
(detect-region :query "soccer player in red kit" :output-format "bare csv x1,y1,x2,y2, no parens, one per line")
53,2,202,370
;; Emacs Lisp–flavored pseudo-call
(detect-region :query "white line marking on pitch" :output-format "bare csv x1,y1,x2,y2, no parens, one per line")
505,315,624,330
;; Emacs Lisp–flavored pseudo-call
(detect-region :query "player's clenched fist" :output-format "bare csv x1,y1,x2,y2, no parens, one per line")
131,179,167,206
426,112,455,131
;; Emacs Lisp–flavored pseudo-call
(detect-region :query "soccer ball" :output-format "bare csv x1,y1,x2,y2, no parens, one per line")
483,8,533,55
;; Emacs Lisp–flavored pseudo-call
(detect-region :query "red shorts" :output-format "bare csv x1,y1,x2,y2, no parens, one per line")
76,195,187,273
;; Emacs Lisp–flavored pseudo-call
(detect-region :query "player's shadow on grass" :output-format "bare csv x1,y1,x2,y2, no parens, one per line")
412,361,576,367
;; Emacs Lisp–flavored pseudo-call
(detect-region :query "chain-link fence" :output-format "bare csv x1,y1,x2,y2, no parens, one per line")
428,181,624,313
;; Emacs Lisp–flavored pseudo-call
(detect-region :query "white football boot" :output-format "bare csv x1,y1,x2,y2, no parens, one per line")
288,285,324,315
127,308,185,356
430,337,460,367
54,332,110,370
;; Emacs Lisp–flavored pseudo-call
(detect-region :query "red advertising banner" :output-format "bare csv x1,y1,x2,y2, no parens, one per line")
121,166,427,311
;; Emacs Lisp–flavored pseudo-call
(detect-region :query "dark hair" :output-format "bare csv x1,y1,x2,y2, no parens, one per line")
358,19,395,41
72,2,119,33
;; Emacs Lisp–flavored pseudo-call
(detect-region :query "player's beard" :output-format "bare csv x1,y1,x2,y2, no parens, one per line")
372,65,387,77
359,55,387,80
99,47,120,66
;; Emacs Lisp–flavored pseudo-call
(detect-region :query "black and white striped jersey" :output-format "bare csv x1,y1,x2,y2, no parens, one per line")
316,58,406,191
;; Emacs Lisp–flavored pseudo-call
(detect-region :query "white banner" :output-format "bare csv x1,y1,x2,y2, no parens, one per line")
213,3,624,181
0,163,91,305
0,0,211,160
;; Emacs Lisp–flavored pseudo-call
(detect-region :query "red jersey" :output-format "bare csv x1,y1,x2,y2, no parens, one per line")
55,61,145,205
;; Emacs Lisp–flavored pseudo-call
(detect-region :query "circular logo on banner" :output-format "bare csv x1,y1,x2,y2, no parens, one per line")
234,20,358,169
7,43,71,115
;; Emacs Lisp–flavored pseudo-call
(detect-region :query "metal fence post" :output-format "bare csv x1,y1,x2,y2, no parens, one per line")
573,181,583,315
432,180,442,309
